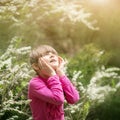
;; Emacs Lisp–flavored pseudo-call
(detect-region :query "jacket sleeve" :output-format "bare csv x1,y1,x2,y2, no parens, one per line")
29,75,64,105
59,75,80,104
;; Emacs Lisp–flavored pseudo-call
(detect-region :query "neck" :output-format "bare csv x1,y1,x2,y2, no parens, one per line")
38,72,49,79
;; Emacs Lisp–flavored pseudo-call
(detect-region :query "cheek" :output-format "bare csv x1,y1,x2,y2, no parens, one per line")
42,56,49,62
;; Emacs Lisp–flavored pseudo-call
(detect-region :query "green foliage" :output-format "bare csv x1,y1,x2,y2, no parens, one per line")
0,37,120,120
67,44,111,85
0,1,120,119
1,0,120,67
0,0,98,53
86,87,120,120
0,37,33,120
65,44,120,120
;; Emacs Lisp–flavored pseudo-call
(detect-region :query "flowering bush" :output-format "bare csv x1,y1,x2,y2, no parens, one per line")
0,37,33,120
0,37,120,120
65,45,120,120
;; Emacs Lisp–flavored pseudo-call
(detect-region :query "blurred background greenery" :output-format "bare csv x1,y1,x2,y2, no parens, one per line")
0,1,120,119
0,0,120,67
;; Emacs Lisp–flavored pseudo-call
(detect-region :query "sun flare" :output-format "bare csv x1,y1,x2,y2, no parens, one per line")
90,0,109,4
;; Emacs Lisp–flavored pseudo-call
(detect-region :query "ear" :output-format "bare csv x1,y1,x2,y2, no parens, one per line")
31,63,39,71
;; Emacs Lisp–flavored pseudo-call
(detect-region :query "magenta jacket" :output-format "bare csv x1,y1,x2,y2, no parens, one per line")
28,75,79,120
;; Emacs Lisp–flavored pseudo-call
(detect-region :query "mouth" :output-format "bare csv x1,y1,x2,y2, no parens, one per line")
50,59,57,63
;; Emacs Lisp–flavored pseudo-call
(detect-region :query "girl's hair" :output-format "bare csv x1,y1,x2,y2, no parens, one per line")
29,45,58,65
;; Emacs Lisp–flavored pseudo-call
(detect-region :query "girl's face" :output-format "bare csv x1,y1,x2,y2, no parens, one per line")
41,51,59,69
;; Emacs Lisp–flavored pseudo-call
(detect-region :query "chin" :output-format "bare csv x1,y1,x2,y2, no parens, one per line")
51,64,58,70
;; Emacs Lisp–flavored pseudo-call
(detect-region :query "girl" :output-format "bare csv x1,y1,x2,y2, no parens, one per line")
28,45,79,120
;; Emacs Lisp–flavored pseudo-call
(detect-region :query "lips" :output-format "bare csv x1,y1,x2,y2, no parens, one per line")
50,59,57,63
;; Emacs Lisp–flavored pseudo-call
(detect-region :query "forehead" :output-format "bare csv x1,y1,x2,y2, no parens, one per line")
36,45,58,55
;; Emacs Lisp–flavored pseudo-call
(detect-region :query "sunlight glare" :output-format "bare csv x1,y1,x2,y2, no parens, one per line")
90,0,109,5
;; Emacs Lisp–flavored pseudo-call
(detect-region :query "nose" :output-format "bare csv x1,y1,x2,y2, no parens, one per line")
49,52,54,57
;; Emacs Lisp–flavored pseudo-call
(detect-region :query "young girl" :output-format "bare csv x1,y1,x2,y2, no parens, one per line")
28,45,79,120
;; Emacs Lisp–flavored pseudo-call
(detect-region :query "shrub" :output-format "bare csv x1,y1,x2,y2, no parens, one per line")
65,44,120,120
67,44,111,85
0,39,120,120
0,37,33,120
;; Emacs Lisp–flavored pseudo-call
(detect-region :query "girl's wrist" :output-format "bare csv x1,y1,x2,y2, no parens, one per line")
50,71,56,77
56,69,65,77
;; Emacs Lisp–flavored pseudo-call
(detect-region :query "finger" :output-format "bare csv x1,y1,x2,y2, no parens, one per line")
64,58,68,65
38,58,43,69
58,56,64,61
40,58,47,66
40,58,51,69
58,56,68,67
58,56,64,65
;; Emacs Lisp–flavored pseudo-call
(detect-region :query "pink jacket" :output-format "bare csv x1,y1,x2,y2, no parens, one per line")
28,75,79,120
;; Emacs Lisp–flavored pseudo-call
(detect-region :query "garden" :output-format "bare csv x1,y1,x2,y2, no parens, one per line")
0,0,120,120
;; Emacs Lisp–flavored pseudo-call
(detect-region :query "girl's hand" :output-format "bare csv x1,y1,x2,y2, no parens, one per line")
56,56,67,77
38,58,56,77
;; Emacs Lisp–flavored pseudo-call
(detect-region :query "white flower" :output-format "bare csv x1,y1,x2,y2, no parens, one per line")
0,57,12,69
72,70,82,82
116,82,120,88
